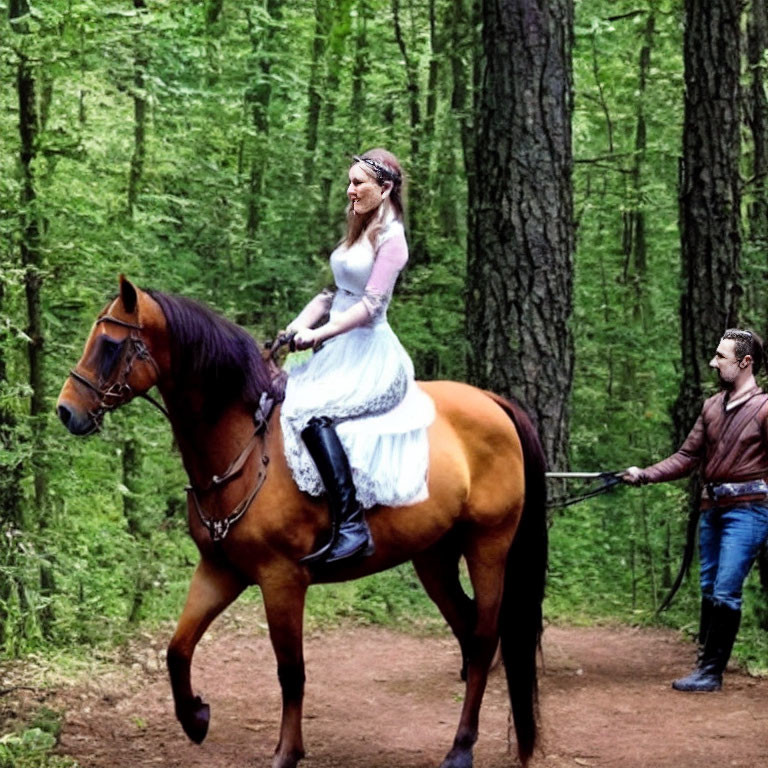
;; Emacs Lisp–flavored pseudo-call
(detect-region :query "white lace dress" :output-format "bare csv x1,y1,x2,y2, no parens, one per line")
280,220,434,509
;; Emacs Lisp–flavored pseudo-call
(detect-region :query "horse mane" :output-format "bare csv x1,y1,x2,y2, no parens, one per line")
147,290,277,422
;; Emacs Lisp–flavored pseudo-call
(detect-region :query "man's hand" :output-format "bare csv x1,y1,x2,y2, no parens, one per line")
622,466,645,485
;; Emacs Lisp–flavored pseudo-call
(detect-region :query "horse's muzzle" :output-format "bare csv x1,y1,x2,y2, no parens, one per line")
57,402,99,436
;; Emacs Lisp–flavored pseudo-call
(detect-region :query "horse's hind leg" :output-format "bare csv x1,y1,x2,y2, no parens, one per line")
413,536,475,679
167,558,244,744
439,532,509,768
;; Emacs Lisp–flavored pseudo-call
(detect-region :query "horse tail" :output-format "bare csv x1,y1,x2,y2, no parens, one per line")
484,391,548,766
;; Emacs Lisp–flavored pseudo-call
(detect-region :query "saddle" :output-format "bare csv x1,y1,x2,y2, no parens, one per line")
261,342,288,404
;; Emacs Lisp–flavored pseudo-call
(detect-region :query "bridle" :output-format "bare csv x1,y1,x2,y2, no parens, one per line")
68,316,285,543
68,314,169,426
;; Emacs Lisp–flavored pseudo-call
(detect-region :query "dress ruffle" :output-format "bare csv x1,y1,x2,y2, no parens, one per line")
280,320,434,508
280,218,433,509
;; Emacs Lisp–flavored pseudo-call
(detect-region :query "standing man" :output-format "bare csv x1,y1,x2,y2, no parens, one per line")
624,329,768,692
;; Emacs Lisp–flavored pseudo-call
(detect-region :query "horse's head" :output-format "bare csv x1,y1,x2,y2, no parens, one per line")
57,276,168,435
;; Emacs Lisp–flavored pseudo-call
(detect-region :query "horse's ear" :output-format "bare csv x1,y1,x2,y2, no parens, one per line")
119,275,138,314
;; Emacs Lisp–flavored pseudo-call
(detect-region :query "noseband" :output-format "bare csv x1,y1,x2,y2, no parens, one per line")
68,314,169,424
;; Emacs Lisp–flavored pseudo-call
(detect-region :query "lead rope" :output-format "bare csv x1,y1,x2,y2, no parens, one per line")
546,472,624,509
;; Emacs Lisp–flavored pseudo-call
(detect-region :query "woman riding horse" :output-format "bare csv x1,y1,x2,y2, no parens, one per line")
55,154,548,768
281,148,432,566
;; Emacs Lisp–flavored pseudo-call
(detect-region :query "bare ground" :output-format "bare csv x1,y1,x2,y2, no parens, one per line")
4,606,768,768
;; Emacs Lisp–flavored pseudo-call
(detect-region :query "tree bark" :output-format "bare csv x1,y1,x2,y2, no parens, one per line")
746,0,768,631
451,0,476,180
0,277,21,527
619,10,655,397
205,0,225,85
12,0,56,638
391,0,429,264
391,0,420,159
745,0,768,331
122,437,149,624
622,11,655,331
305,0,331,177
350,0,369,148
244,0,283,257
317,0,354,230
127,0,148,217
673,0,742,443
467,0,574,472
0,275,23,649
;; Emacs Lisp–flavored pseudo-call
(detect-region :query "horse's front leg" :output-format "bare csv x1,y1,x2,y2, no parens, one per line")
260,566,310,768
167,558,245,744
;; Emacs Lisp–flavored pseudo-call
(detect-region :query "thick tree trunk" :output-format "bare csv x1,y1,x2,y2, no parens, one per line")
467,0,574,472
673,0,742,443
745,0,768,331
746,0,768,631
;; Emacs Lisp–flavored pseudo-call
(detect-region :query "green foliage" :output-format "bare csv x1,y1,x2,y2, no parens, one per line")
0,0,766,677
0,724,78,768
0,0,467,658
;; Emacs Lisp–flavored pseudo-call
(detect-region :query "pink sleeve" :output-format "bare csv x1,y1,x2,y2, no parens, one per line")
365,231,409,294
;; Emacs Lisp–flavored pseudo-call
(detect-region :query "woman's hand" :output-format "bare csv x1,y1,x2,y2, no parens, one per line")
284,321,302,336
293,327,321,351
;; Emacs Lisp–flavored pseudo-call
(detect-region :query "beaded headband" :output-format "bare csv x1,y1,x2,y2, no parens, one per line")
353,155,400,185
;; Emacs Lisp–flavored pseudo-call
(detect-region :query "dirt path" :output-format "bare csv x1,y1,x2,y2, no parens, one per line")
12,606,768,768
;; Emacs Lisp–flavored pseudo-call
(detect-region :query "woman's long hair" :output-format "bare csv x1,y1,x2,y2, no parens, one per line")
344,148,406,247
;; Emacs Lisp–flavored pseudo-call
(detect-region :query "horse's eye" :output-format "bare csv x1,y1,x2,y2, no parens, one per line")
98,337,125,379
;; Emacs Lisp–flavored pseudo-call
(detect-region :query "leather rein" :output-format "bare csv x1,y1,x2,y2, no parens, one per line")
68,314,281,543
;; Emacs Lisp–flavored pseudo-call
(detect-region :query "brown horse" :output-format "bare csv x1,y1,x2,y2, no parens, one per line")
56,276,548,768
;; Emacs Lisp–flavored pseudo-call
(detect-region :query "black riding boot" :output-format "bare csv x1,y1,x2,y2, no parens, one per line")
299,417,373,566
695,595,715,666
672,602,741,692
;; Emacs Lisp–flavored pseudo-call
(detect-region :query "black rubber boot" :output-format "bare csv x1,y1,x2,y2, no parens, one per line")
672,602,741,692
299,417,373,566
695,596,715,666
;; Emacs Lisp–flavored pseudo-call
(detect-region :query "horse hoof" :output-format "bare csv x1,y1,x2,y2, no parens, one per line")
272,748,305,768
439,749,473,768
179,696,210,744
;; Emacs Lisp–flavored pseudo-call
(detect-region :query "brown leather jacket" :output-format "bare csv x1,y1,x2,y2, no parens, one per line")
641,387,768,498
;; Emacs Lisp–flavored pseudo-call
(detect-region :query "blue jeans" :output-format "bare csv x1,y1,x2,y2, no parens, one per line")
699,503,768,610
